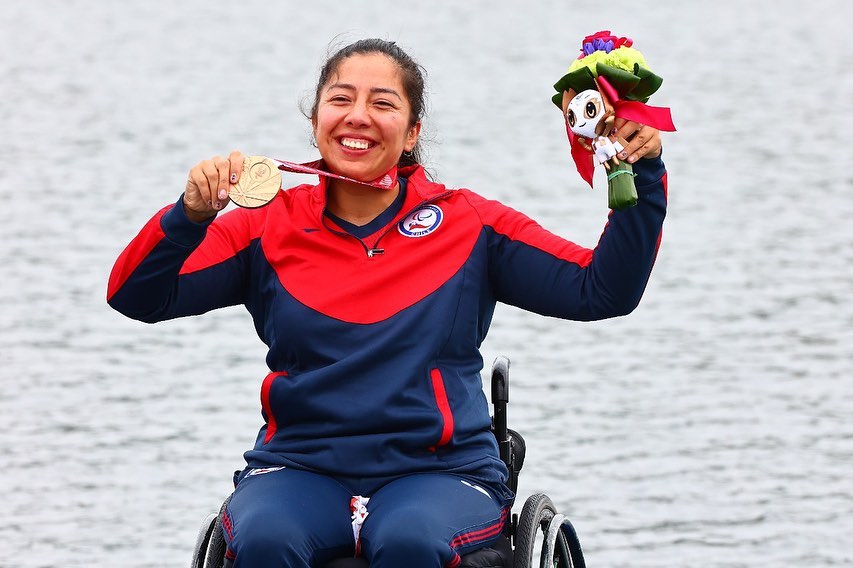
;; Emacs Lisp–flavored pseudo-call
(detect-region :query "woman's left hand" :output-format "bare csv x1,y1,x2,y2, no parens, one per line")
611,118,661,163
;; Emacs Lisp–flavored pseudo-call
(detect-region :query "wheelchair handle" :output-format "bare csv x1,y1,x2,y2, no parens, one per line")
490,356,511,467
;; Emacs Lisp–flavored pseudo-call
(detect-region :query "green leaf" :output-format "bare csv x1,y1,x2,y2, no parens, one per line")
551,92,563,109
595,63,640,97
627,64,664,102
553,66,597,97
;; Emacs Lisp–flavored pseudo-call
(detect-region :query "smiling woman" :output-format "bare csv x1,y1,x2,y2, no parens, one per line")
312,51,422,225
308,38,427,168
106,37,670,568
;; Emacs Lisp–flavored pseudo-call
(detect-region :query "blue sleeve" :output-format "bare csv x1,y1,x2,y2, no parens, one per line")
485,156,667,321
107,196,256,323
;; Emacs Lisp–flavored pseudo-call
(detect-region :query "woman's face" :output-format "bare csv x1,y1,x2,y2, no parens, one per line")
313,53,421,182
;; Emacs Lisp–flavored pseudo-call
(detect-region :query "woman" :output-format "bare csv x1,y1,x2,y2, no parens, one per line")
108,39,668,567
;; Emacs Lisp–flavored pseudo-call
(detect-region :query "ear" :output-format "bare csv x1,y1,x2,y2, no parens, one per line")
593,77,615,114
404,121,422,152
561,88,577,116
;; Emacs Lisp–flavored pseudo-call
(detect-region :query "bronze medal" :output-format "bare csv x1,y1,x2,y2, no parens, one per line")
229,156,281,208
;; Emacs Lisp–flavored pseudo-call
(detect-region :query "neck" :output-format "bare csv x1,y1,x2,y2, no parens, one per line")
326,178,400,226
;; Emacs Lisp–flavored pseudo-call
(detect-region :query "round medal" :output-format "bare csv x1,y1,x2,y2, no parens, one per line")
229,156,281,208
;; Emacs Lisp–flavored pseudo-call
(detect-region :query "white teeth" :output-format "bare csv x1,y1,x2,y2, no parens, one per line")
341,138,370,150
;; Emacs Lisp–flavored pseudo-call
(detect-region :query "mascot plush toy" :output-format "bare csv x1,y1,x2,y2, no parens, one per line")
553,31,676,209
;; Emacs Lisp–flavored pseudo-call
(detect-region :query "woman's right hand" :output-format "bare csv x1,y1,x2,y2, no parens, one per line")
183,150,245,222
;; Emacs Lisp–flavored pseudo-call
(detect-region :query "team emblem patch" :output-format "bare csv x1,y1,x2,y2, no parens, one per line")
398,205,443,238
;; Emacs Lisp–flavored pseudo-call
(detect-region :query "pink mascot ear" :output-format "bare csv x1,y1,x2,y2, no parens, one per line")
560,88,577,116
593,75,621,107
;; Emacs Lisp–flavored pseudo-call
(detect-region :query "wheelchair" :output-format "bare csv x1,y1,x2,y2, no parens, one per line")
191,357,586,568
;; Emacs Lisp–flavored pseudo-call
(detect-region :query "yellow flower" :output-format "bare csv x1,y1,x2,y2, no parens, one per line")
567,47,651,75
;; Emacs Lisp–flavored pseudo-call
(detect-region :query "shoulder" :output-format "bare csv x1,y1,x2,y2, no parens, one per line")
406,168,533,232
444,188,533,232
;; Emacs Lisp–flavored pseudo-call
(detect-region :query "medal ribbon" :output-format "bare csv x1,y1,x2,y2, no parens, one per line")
272,158,398,190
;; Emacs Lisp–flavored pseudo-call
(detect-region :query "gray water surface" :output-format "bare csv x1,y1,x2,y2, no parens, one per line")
1,1,851,566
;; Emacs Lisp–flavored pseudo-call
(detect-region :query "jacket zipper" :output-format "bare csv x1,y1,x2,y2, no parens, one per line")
368,191,453,258
321,191,453,258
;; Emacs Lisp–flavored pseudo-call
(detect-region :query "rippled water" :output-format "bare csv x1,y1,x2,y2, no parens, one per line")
2,1,851,566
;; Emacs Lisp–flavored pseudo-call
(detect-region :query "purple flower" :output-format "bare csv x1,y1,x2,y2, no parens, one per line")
578,31,633,58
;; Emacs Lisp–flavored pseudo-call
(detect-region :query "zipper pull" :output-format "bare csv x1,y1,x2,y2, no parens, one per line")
367,248,385,258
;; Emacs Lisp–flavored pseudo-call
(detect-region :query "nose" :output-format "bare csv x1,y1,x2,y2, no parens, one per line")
345,100,370,127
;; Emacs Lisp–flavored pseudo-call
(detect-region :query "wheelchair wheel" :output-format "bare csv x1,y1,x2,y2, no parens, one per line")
191,514,217,568
204,498,231,568
190,498,231,568
512,493,584,568
555,515,585,568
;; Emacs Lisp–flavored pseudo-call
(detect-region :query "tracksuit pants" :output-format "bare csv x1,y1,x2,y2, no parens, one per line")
222,466,509,567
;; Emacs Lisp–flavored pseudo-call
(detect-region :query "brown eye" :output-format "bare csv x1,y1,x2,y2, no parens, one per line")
568,109,576,127
585,101,598,119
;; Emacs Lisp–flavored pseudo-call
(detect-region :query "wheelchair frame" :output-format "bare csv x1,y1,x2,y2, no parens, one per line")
191,356,586,568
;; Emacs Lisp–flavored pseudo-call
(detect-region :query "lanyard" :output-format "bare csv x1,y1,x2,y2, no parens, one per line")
274,158,398,191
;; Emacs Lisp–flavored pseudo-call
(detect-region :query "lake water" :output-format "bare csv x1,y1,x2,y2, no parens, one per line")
1,1,851,566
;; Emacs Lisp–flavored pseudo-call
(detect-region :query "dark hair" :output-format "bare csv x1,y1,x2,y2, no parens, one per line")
308,38,427,169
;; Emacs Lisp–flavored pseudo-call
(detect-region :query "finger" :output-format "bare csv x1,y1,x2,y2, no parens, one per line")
186,163,213,212
616,125,647,161
201,157,223,210
611,116,629,135
213,156,231,209
624,127,649,157
624,128,661,162
229,150,245,186
610,119,638,160
611,117,638,139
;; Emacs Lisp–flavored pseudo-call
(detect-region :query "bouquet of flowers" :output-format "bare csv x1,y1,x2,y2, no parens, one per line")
553,31,676,209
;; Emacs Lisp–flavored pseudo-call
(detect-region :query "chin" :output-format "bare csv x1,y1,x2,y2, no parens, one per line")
332,161,390,182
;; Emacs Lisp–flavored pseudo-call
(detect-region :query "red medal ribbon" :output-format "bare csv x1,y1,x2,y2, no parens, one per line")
272,158,398,190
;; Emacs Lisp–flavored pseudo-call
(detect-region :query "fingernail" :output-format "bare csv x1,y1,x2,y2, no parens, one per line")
213,202,221,210
207,200,213,208
619,151,627,159
219,189,227,199
230,173,237,183
628,155,636,163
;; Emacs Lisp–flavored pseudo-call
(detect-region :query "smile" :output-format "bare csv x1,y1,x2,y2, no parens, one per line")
340,138,374,150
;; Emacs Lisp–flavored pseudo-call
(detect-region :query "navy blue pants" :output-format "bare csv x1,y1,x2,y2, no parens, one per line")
222,466,508,567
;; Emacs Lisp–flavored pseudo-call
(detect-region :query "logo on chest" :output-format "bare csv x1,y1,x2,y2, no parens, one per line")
398,205,444,238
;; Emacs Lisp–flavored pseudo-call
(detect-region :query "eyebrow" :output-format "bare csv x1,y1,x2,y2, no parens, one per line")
326,83,403,100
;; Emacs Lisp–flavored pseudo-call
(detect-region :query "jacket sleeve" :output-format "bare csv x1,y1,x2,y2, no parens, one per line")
473,156,667,321
107,196,261,323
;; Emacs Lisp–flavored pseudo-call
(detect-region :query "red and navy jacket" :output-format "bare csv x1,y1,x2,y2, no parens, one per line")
107,157,667,497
